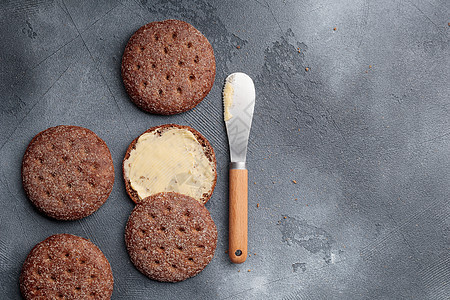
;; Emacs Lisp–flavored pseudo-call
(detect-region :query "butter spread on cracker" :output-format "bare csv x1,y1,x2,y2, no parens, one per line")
223,79,234,121
124,128,215,201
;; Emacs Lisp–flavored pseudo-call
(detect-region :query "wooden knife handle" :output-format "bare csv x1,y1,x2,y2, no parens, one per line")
229,168,248,264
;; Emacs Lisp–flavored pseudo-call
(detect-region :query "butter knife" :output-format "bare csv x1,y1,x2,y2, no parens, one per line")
223,72,255,264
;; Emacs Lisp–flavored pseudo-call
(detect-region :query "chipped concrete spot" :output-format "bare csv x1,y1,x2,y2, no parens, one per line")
292,262,306,272
22,20,37,39
279,215,335,264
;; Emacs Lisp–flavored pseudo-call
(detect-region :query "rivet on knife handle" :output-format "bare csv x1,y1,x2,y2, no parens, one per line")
223,73,255,264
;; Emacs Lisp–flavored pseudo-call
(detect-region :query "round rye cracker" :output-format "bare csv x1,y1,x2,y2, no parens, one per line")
22,125,115,220
121,19,216,115
125,192,217,282
123,124,217,205
20,234,114,299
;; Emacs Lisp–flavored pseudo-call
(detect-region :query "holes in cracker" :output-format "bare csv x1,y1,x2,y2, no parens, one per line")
194,55,199,63
75,286,81,291
58,293,64,298
189,74,196,81
154,260,160,264
163,47,169,54
38,175,44,181
166,206,172,212
38,158,44,164
136,64,141,70
172,32,177,40
177,246,183,251
195,226,203,232
154,34,159,41
159,246,165,250
178,227,186,233
178,61,184,67
51,144,56,150
45,190,51,197
62,156,69,162
197,245,205,250
90,274,97,279
141,229,147,235
67,268,73,274
177,87,182,94
143,81,148,87
166,74,171,81
51,172,57,177
158,89,163,95
187,42,192,48
64,252,70,258
77,166,82,173
142,247,147,251
188,257,194,262
80,259,86,264
150,213,156,219
50,275,56,281
151,63,156,69
140,46,145,52
172,264,178,269
67,182,72,189
159,225,166,232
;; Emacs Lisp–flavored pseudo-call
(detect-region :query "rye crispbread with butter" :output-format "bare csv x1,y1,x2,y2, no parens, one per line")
121,19,216,115
123,124,217,205
125,192,217,282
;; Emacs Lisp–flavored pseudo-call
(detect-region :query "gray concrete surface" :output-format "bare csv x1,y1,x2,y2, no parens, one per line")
1,0,449,299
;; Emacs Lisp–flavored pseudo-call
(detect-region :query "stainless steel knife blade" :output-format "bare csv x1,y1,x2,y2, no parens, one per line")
224,73,256,164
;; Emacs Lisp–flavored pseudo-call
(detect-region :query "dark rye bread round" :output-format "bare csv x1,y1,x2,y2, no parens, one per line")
20,234,114,299
22,125,115,220
121,19,216,115
123,124,217,205
125,192,217,282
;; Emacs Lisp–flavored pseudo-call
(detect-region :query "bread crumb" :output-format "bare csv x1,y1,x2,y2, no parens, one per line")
305,67,309,72
333,27,337,31
295,198,298,201
236,45,241,49
292,180,297,184
238,270,240,272
284,216,287,219
254,182,256,185
249,254,251,257
225,250,228,254
256,203,260,208
297,48,301,53
254,253,257,255
369,65,372,68
248,269,251,272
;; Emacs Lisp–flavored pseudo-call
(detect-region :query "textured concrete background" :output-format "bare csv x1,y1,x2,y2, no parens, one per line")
1,0,449,299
